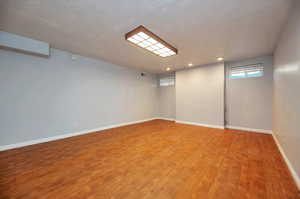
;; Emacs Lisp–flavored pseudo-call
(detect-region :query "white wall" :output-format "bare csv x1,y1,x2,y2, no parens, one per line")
225,56,273,131
176,63,225,128
273,0,300,186
0,48,158,146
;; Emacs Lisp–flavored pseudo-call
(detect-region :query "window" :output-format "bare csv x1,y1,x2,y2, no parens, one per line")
159,76,175,86
230,63,264,79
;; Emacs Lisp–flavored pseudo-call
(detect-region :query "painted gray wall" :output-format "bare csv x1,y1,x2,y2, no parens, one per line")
0,31,49,57
0,48,158,146
176,63,224,127
158,86,175,119
225,56,273,131
157,73,176,119
273,0,300,179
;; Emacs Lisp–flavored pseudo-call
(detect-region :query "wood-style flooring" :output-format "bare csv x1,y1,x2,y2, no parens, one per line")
0,120,299,199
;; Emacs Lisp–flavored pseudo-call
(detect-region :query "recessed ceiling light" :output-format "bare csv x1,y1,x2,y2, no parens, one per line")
188,63,193,67
125,25,178,58
217,57,224,61
166,67,171,71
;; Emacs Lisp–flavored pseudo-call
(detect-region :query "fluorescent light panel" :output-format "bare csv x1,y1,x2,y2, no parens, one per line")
125,26,178,57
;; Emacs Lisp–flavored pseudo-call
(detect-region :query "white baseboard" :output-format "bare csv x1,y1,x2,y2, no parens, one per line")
226,125,272,134
175,120,225,129
156,117,175,121
272,133,300,190
0,118,157,152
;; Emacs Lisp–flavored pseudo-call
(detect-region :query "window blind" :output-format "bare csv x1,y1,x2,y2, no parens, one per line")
159,76,175,86
230,63,264,79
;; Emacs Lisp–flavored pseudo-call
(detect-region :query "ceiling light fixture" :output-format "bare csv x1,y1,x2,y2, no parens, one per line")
217,57,224,61
125,25,178,58
188,63,193,67
166,67,171,71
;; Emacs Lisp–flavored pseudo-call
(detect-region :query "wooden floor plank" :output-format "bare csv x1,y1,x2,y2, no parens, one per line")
0,120,299,199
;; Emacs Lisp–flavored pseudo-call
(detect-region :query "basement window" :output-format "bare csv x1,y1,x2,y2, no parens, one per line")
230,63,264,79
159,76,175,86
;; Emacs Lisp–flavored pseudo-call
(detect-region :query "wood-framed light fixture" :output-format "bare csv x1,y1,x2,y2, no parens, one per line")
125,25,178,57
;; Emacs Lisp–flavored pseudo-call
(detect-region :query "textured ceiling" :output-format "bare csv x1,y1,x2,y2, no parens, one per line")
0,0,293,73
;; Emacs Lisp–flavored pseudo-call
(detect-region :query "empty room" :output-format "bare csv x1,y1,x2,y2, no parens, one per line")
0,0,299,198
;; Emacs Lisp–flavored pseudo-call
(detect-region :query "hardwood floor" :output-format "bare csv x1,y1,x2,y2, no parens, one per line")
0,120,299,199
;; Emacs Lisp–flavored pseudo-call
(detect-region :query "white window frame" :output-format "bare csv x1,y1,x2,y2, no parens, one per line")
229,63,264,79
159,76,175,87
